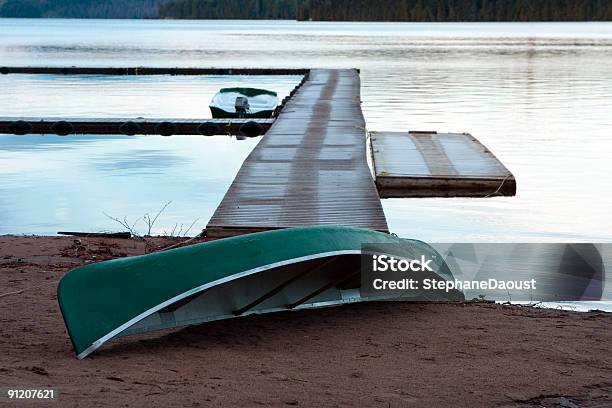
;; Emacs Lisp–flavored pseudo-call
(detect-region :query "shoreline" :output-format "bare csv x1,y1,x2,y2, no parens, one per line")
1,235,611,407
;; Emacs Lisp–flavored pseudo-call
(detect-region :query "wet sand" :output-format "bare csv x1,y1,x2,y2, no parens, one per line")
1,235,611,407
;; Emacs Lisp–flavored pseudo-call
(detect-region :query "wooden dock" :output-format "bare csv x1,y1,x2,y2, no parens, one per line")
1,65,518,238
370,131,516,198
206,69,389,239
0,117,274,137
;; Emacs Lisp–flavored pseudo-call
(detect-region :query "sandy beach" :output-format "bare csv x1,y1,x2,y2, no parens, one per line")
0,235,610,407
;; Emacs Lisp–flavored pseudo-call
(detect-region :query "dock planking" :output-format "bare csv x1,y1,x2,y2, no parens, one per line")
206,69,389,239
370,131,516,198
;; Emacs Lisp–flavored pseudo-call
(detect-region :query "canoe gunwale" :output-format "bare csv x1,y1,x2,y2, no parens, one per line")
75,248,461,359
59,226,461,359
75,249,362,359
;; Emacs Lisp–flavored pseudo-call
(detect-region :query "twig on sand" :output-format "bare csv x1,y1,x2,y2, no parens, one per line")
143,201,172,237
102,213,144,240
58,231,132,239
104,201,176,254
0,279,58,299
502,301,543,308
522,301,543,308
159,233,203,252
103,201,172,239
101,201,203,254
0,289,25,298
180,218,200,238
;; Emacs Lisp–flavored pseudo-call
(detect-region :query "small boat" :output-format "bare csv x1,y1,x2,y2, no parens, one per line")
57,226,463,358
209,87,278,119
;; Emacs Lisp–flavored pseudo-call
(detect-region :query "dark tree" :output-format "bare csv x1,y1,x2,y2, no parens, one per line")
0,0,167,18
2,0,611,20
160,0,297,19
296,0,612,21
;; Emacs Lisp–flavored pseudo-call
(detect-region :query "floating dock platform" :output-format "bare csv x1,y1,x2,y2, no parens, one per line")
0,67,308,137
206,69,389,239
370,131,516,198
1,66,517,238
0,117,274,137
0,66,308,76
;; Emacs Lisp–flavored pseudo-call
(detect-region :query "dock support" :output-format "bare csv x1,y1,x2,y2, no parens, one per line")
0,118,274,137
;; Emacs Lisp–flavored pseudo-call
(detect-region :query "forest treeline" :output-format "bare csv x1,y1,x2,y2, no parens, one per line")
0,0,166,18
160,0,612,21
2,0,611,20
160,0,296,19
296,0,612,21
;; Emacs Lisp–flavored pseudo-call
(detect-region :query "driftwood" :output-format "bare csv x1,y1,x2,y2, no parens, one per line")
57,231,132,239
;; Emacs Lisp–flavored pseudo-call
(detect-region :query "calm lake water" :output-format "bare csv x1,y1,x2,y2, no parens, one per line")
1,19,611,243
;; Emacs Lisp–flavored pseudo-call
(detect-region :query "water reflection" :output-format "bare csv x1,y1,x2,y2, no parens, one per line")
92,149,190,175
0,20,611,243
0,134,261,235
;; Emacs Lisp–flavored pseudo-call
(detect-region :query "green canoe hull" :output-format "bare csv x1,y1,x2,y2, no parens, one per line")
57,226,462,359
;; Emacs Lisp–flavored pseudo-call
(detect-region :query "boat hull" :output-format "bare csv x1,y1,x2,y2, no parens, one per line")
209,87,278,119
57,226,463,358
209,106,275,119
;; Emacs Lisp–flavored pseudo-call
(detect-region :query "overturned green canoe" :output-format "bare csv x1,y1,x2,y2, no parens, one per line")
58,226,462,359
